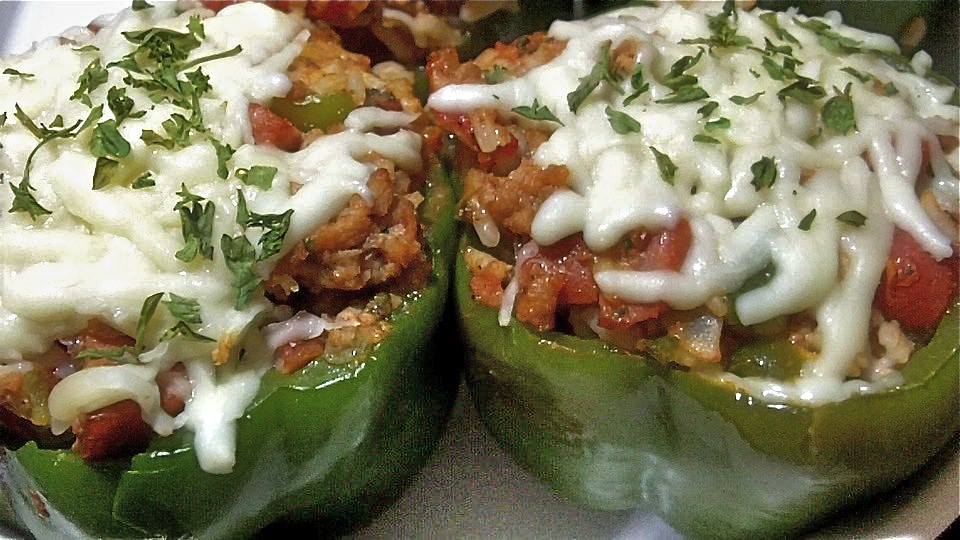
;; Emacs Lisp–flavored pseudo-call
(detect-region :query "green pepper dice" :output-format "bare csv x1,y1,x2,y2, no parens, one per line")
458,236,959,539
0,163,457,539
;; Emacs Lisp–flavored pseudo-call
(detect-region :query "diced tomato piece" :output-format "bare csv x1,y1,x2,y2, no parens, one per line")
433,112,479,152
249,103,303,152
597,219,692,330
157,363,190,417
515,257,566,332
72,400,153,462
875,228,959,330
274,337,327,374
304,0,370,26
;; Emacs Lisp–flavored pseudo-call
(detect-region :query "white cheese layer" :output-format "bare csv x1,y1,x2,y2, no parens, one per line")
0,3,422,473
428,4,959,405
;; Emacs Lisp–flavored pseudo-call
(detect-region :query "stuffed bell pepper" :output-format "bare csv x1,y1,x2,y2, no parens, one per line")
0,1,460,537
426,0,959,537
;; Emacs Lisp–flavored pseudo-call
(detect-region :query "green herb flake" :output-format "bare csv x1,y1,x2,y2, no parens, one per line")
836,210,867,227
73,45,100,54
798,209,816,231
680,0,751,49
10,104,102,219
174,184,215,262
71,59,109,107
649,146,677,185
777,79,826,104
763,38,793,57
131,0,154,11
210,138,235,179
3,68,34,80
92,157,120,190
0,112,6,128
512,98,563,125
623,64,650,106
730,92,763,105
567,41,621,113
220,234,263,310
758,12,799,44
90,120,131,159
693,134,721,144
132,172,155,189
160,321,215,343
135,292,164,351
236,165,278,190
840,66,872,83
883,82,899,96
705,117,730,132
750,156,777,190
794,18,862,54
605,107,642,135
821,83,856,135
235,190,294,261
483,65,507,84
697,101,719,118
657,85,709,104
164,293,203,324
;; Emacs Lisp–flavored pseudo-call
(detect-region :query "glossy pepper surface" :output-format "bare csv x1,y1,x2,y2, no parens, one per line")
458,233,959,539
0,161,457,539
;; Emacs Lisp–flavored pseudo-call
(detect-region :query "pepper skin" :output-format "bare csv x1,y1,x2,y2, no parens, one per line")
457,234,958,539
0,163,457,539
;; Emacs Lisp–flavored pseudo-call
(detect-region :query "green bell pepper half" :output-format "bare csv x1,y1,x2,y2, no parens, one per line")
0,161,458,539
457,233,959,539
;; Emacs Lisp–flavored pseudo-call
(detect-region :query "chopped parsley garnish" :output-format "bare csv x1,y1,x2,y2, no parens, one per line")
10,104,102,218
483,65,507,84
679,0,751,49
90,120,131,159
662,49,704,90
92,158,120,190
759,12,799,44
777,78,826,104
220,234,262,310
3,68,34,80
235,190,294,261
0,112,6,128
132,171,155,189
840,66,872,83
649,146,677,185
73,45,100,54
132,0,154,11
236,165,278,190
884,82,899,96
762,38,794,57
623,64,650,106
760,56,786,81
693,134,721,144
160,293,214,343
656,85,709,104
70,59,109,107
605,107,642,134
512,98,563,125
697,101,719,118
174,183,215,262
730,92,763,105
567,41,621,113
836,210,867,227
705,117,730,132
750,156,777,190
210,138,235,179
106,86,143,123
821,83,856,135
798,209,817,231
793,18,862,55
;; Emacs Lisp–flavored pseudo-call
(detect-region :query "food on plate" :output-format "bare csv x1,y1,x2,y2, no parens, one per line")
427,0,959,536
0,1,458,537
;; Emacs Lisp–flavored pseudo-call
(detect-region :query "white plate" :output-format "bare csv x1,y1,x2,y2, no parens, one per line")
0,3,956,539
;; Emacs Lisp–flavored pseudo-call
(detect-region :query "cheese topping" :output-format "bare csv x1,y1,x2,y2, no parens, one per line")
428,3,959,404
0,3,422,473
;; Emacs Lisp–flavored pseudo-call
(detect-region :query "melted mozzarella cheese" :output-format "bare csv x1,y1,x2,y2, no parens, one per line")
0,3,422,472
428,3,959,405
